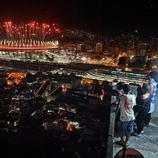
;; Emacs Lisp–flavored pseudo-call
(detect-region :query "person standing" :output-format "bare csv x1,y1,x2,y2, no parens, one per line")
117,84,136,146
135,83,151,134
145,71,158,126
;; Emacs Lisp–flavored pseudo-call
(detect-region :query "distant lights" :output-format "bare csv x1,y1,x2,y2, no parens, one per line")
81,56,87,61
130,55,134,60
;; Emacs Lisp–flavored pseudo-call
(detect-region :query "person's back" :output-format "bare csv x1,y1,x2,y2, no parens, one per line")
116,84,136,146
120,93,136,122
135,83,151,134
136,85,143,106
138,83,151,111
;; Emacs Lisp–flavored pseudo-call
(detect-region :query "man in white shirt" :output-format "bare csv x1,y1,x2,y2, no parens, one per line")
117,84,136,146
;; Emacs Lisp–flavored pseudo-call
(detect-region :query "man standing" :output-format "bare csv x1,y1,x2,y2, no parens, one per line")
117,84,136,146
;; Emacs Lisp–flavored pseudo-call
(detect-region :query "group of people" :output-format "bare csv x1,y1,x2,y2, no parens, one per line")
114,71,158,147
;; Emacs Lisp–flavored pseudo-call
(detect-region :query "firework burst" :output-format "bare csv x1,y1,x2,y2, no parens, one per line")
0,21,62,49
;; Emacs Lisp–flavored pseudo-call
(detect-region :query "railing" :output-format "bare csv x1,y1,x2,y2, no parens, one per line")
106,105,118,158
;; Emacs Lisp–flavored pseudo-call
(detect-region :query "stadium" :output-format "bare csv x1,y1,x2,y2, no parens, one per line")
0,21,61,50
0,21,70,62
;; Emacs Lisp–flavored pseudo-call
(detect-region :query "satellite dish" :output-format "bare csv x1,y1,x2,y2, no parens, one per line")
114,147,144,158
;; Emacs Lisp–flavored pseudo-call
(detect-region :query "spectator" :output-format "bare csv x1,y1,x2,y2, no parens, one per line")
135,83,151,134
114,81,125,135
116,84,136,146
145,71,158,126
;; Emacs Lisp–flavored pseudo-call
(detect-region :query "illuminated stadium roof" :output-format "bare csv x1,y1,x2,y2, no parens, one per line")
0,21,62,50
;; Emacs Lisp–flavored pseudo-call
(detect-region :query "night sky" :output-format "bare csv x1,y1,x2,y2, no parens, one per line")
0,0,158,35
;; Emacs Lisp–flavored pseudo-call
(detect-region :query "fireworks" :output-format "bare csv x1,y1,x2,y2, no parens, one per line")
0,21,62,49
